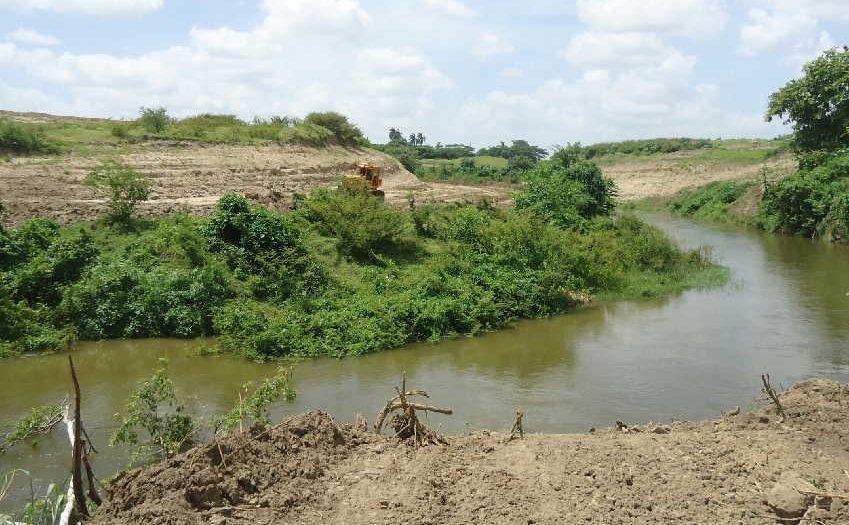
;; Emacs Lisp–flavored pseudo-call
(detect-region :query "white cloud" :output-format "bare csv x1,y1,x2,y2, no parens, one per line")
422,0,476,17
739,1,842,65
0,0,449,138
350,47,450,125
7,28,60,46
472,34,514,60
563,32,692,70
0,0,162,15
576,0,728,38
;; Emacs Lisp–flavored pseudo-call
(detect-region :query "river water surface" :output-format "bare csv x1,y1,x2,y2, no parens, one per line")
2,212,849,511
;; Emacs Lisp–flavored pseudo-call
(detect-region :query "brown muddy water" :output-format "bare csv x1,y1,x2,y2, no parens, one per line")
2,212,849,512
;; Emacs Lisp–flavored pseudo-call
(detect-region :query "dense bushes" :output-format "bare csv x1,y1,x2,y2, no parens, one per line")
582,138,712,158
759,152,849,239
0,119,58,154
514,161,616,228
757,48,849,241
0,184,719,359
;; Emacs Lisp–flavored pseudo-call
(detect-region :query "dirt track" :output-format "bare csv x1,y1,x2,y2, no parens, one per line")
92,379,849,525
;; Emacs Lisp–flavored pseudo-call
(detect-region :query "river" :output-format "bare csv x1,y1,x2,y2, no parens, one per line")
2,212,848,512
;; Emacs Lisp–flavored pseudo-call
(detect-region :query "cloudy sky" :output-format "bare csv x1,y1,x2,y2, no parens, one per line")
0,0,846,146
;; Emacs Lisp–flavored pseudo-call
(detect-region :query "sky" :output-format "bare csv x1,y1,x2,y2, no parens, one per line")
0,0,846,147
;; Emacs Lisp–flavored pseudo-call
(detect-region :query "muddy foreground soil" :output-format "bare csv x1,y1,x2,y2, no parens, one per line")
92,379,849,525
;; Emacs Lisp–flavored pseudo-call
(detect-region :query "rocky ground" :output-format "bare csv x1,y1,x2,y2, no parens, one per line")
91,379,849,525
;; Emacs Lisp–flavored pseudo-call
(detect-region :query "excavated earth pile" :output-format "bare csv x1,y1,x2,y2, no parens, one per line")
92,379,849,525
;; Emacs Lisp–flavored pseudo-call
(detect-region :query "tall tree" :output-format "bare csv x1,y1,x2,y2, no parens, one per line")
766,46,849,154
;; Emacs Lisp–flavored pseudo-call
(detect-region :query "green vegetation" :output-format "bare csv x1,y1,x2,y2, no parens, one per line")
0,163,723,360
583,138,713,159
766,47,849,155
671,181,753,223
0,405,63,453
759,47,849,241
213,367,296,434
83,160,154,224
378,134,549,183
0,109,366,154
0,119,59,155
138,106,171,134
0,470,67,525
110,359,196,462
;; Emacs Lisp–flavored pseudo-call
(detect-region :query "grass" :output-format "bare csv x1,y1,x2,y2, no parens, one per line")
590,137,791,167
0,112,365,158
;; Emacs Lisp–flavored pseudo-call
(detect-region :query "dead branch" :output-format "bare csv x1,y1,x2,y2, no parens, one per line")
509,409,524,441
68,356,89,520
761,374,786,423
374,374,451,446
373,389,430,433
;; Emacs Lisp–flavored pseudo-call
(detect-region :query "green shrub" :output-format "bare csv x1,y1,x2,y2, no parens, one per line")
110,122,131,140
300,188,415,258
759,153,849,237
671,181,752,222
84,160,153,224
138,106,171,134
303,112,364,145
111,359,196,462
0,119,58,154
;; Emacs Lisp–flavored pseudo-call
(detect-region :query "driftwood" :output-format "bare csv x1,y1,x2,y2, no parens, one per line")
761,374,786,423
374,375,452,446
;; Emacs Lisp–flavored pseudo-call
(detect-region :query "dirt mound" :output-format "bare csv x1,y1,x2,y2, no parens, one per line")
93,410,380,525
92,380,849,525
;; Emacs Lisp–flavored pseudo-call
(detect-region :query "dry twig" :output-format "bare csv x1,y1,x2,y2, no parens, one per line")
509,409,524,441
761,374,786,423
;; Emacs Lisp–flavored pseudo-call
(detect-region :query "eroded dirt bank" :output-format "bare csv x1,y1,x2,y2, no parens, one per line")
92,379,849,525
0,141,510,225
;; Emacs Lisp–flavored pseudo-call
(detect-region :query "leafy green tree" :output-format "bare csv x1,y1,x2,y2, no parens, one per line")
766,47,849,154
83,161,153,223
388,127,405,143
138,106,171,134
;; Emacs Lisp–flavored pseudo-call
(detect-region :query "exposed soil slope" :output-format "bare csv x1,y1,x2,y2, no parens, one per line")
0,141,510,225
603,149,795,201
92,379,849,525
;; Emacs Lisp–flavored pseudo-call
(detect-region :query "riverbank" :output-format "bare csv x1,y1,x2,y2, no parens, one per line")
92,378,849,524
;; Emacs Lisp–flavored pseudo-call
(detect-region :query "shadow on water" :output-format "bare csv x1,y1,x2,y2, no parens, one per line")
2,212,849,512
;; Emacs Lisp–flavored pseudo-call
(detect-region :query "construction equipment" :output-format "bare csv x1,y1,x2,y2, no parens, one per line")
342,162,385,198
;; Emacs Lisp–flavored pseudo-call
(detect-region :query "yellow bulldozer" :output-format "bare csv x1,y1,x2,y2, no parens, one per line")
342,162,385,198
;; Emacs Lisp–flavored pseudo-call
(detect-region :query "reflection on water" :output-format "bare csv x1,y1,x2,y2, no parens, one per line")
2,212,849,512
